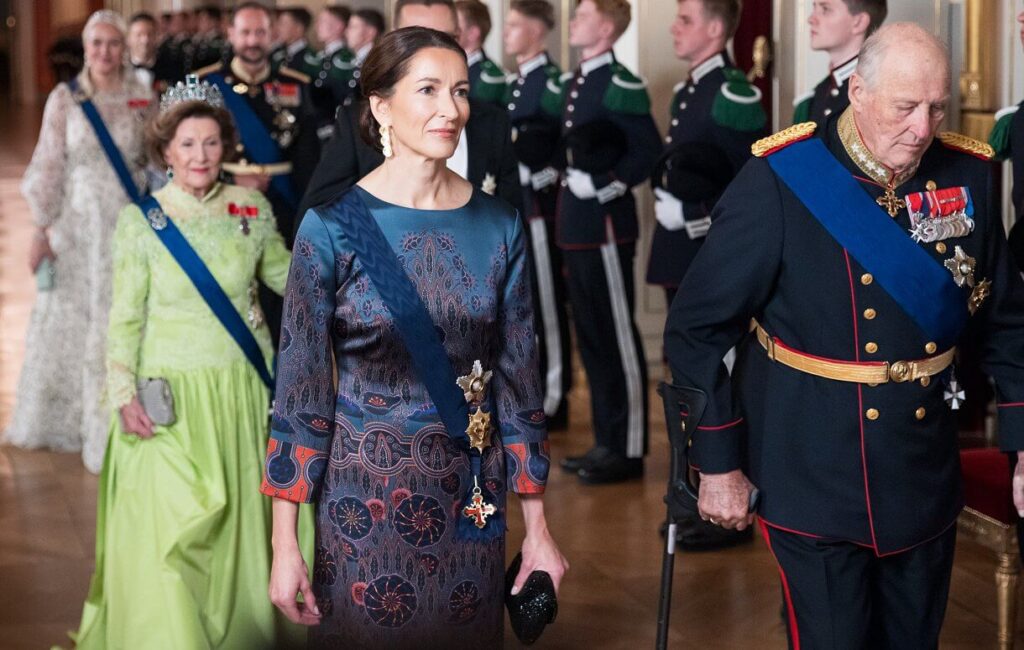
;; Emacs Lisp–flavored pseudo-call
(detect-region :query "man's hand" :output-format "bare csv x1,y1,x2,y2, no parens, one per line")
697,469,756,530
1013,451,1024,517
233,173,271,193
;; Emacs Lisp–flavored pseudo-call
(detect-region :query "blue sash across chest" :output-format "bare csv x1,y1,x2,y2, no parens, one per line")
206,73,300,211
136,195,274,389
68,78,142,203
767,138,968,349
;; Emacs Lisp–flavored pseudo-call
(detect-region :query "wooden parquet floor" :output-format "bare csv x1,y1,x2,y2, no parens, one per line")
0,99,1020,649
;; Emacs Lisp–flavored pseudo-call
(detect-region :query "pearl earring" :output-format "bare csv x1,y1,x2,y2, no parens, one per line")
380,125,393,158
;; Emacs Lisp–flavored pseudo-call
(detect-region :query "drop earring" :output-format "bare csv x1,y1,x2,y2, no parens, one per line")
380,125,393,158
166,166,174,180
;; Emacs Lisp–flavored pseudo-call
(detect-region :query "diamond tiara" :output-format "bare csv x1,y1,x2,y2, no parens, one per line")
160,74,225,112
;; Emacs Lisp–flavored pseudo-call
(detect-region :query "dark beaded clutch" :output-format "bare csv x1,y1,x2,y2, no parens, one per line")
505,552,558,645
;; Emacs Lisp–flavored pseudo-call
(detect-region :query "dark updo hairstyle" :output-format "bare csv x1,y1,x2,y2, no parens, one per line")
357,26,467,152
146,100,238,167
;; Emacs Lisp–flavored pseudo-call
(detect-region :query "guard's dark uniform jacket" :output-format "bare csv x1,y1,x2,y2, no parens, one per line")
467,49,508,108
271,40,314,74
647,52,767,288
792,55,857,127
665,112,1024,556
507,52,563,219
196,59,320,246
186,31,227,73
991,101,1024,217
153,33,191,87
553,51,661,248
506,52,572,423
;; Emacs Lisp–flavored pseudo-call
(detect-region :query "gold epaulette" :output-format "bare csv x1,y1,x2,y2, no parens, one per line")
193,61,223,79
279,66,312,84
937,131,994,160
752,122,817,157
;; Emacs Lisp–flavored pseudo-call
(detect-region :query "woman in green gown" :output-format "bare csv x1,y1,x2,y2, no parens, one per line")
72,84,298,648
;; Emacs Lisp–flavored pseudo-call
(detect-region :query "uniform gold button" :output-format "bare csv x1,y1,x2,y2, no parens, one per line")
861,273,873,285
935,242,947,254
925,342,937,354
920,376,931,387
926,180,937,191
863,308,877,320
915,407,926,420
866,408,879,420
865,342,878,354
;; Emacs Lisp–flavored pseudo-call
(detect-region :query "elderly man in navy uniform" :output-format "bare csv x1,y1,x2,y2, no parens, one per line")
554,0,661,484
197,2,320,338
792,0,886,126
666,23,1024,647
649,0,766,548
503,0,572,429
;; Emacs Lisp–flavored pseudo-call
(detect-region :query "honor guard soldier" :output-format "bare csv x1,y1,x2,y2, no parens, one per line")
456,1,509,107
503,0,573,429
342,9,386,106
153,11,191,88
792,0,886,126
648,0,767,550
198,2,321,337
309,6,358,121
555,0,661,484
270,7,315,73
990,6,1024,268
188,6,227,72
666,24,1024,647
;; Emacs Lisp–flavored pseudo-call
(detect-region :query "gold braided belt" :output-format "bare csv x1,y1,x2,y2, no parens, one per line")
753,321,955,384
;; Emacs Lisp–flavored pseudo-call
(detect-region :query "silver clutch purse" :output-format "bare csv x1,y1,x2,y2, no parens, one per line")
136,377,176,426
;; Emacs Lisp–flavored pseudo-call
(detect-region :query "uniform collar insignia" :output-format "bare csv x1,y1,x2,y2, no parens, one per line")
230,58,270,85
690,52,726,85
837,107,917,190
831,56,858,86
355,43,373,66
519,52,549,77
580,50,614,76
467,49,485,67
286,39,307,58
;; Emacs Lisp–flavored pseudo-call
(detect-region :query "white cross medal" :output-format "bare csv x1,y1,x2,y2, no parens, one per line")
944,371,965,410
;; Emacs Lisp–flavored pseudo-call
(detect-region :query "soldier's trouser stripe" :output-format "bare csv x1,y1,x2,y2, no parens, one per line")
529,218,564,416
600,232,644,459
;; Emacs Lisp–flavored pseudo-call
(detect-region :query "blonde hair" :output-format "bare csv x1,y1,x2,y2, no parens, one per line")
82,10,128,45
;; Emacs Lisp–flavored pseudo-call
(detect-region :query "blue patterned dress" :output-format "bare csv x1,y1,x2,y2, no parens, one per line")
261,186,550,648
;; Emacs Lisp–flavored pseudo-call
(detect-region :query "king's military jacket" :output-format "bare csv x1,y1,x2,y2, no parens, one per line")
196,59,320,245
553,51,661,249
665,111,1024,556
506,52,562,220
647,51,767,288
792,55,857,128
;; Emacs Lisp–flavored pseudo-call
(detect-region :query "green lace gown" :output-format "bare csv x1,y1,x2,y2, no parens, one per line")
73,182,306,649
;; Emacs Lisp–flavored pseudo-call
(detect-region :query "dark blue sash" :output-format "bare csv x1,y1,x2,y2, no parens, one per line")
767,138,967,349
136,195,274,389
207,73,300,211
68,78,142,203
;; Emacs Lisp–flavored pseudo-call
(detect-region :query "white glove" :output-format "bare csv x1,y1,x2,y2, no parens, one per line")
530,167,560,191
518,162,532,187
654,188,686,231
565,168,597,199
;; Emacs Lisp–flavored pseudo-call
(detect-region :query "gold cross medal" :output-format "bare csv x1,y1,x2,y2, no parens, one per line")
876,185,906,218
462,476,497,529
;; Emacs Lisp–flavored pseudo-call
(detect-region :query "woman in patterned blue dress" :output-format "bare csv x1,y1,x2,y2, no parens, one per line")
261,27,568,648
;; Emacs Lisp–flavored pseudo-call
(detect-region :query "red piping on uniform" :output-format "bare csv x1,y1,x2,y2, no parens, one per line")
759,519,801,650
759,518,825,539
998,402,1024,408
697,417,743,431
875,518,957,558
846,250,880,552
770,336,886,367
